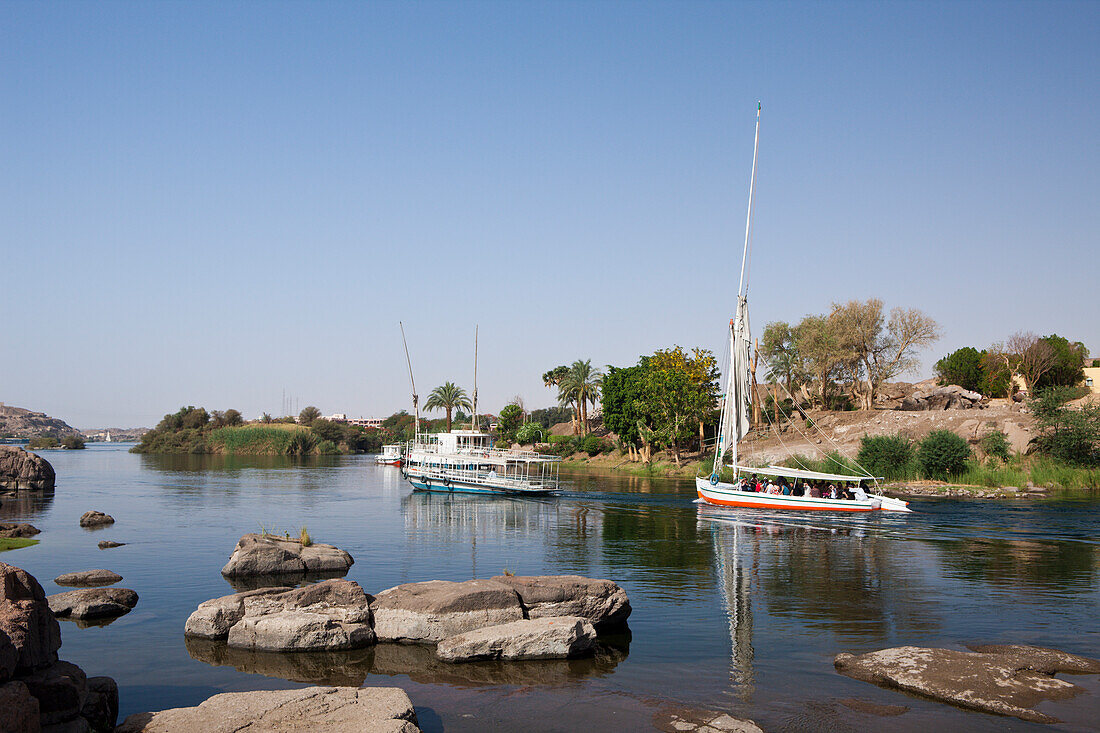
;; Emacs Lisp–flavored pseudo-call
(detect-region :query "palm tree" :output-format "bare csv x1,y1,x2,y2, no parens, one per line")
558,359,602,435
424,382,472,432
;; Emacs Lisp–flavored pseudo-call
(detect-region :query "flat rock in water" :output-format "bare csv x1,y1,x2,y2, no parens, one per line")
184,587,292,640
53,569,123,587
97,541,125,549
225,579,375,652
115,685,421,733
834,644,1100,723
220,533,353,578
437,616,596,663
654,706,763,733
47,588,138,620
490,574,632,629
0,523,40,539
372,579,525,643
78,511,114,528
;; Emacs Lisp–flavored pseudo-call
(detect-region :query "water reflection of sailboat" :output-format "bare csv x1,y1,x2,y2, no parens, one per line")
700,508,755,701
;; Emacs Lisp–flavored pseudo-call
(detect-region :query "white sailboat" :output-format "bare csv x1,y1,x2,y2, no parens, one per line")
695,104,910,514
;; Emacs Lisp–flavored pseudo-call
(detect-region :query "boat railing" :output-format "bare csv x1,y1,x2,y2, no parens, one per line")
406,464,555,491
406,441,560,463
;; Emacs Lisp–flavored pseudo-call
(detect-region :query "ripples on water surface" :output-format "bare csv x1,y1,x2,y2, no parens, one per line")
3,445,1098,731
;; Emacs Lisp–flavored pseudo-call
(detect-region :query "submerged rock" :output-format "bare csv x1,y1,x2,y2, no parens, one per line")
437,616,596,663
53,570,123,588
116,685,420,733
0,447,55,491
225,580,375,652
834,644,1100,723
220,533,353,579
78,512,114,528
372,579,525,643
490,574,631,629
96,541,125,550
47,588,138,620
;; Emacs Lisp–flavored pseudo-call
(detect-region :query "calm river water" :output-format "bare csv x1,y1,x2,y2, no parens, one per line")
3,444,1098,731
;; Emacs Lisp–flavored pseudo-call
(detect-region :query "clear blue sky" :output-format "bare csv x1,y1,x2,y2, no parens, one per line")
2,1,1097,428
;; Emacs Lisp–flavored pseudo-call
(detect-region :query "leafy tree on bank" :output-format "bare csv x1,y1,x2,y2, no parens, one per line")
298,406,322,426
424,382,472,432
61,434,85,449
917,430,972,479
648,346,720,455
515,422,545,445
497,403,524,444
601,364,649,454
795,314,849,409
1030,388,1100,465
935,347,986,393
760,321,804,405
528,406,573,428
557,360,602,435
1034,335,1087,390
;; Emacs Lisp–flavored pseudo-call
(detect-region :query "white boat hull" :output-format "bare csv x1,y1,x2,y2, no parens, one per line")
696,477,910,513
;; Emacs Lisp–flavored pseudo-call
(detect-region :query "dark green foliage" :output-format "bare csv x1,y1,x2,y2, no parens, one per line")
1030,388,1100,465
298,406,322,426
310,419,344,443
979,352,1013,398
529,406,573,428
316,439,339,455
918,430,972,479
582,435,605,456
27,436,59,449
514,422,545,444
601,365,649,445
61,434,85,449
979,430,1011,462
497,404,524,443
935,347,985,392
826,394,853,411
285,431,319,456
1034,335,1087,390
856,434,914,479
211,409,244,428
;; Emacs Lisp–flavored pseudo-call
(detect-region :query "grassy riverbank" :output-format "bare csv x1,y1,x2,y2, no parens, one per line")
0,537,39,552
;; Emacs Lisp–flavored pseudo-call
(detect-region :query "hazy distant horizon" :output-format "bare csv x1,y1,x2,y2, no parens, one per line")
3,1,1097,428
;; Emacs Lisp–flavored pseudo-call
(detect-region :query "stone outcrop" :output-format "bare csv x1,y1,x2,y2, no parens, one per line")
0,522,40,539
225,580,375,652
372,579,525,643
53,570,123,588
184,587,292,640
47,588,138,620
899,385,984,411
0,447,55,491
834,644,1100,723
655,707,763,733
220,533,354,580
0,405,80,441
97,541,125,550
0,562,118,731
116,685,420,733
78,511,114,528
490,574,632,629
437,616,596,663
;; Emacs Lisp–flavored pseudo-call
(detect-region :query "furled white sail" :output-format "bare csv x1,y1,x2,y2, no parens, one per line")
713,296,753,476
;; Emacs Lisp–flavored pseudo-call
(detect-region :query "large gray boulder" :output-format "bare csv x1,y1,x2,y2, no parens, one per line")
78,512,114,528
47,588,138,621
220,533,353,579
437,616,596,663
53,570,122,588
834,644,1100,723
372,579,525,643
491,574,631,629
0,523,40,539
0,447,55,491
225,580,375,652
116,686,420,733
184,587,292,640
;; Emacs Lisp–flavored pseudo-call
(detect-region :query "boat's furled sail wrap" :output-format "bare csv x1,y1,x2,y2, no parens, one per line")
714,295,753,476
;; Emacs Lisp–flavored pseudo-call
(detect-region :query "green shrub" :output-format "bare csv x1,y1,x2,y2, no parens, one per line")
61,434,85,449
582,435,604,456
285,431,319,456
515,422,544,444
1031,388,1100,465
918,430,972,479
317,439,339,455
27,436,59,450
856,434,914,479
979,430,1011,462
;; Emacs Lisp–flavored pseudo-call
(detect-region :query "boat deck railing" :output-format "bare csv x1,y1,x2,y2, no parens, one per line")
406,465,556,492
407,442,560,463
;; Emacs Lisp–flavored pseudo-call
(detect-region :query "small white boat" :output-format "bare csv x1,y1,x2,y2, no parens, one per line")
403,429,561,496
375,444,403,466
698,104,910,514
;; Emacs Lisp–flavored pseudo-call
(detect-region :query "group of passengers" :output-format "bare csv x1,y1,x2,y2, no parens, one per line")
736,475,868,501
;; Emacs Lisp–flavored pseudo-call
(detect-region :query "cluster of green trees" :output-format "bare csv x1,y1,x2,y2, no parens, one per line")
760,298,940,412
601,346,720,466
935,333,1088,396
542,360,603,435
27,434,85,450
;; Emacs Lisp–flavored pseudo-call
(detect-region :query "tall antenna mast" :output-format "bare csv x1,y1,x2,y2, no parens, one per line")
399,322,419,436
472,325,479,431
737,102,761,298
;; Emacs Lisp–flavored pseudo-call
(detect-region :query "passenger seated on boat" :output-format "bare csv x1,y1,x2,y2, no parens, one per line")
780,482,791,495
826,484,838,499
853,484,869,501
809,484,822,498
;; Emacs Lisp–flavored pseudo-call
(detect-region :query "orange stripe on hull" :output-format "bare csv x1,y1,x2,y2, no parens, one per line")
697,488,873,512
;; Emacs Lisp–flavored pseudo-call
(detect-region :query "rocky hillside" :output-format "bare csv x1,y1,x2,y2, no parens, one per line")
0,403,80,439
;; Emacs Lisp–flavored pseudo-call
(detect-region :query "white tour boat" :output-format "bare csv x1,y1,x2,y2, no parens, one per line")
696,104,910,514
402,429,561,496
375,444,403,466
